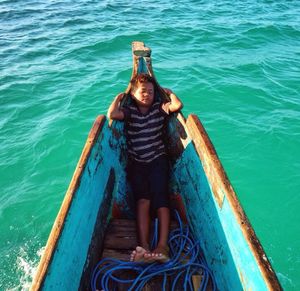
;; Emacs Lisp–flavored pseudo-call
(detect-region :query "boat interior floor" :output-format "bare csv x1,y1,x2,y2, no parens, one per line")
102,218,178,261
100,218,213,291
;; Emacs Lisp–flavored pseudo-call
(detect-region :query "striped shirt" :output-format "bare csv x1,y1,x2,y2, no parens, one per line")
123,101,169,163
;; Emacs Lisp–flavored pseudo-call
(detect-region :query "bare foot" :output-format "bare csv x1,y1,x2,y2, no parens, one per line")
130,246,150,262
148,245,170,263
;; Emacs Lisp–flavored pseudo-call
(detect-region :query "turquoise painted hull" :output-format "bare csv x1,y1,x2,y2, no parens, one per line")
31,42,281,291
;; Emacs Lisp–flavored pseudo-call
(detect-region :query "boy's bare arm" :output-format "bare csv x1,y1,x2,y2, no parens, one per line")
164,88,183,113
107,93,125,120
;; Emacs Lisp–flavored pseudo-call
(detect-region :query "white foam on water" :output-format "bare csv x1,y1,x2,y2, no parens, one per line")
6,246,45,291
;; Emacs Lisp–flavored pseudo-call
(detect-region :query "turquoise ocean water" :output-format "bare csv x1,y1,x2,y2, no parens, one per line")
0,0,299,289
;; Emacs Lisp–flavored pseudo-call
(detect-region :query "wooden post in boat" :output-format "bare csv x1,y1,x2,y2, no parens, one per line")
132,41,151,57
125,41,152,94
124,41,170,102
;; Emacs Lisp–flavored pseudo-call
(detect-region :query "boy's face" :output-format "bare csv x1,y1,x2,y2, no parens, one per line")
132,82,154,107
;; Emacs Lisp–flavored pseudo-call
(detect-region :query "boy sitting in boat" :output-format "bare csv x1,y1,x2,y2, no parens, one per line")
107,73,182,262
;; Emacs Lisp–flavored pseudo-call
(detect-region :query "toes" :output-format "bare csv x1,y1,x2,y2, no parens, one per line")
136,246,143,252
130,250,137,262
136,246,148,255
150,249,169,262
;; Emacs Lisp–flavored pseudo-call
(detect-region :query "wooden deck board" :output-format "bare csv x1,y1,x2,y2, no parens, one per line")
99,218,213,290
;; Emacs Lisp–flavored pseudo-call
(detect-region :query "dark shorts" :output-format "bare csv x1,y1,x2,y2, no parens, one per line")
127,154,170,211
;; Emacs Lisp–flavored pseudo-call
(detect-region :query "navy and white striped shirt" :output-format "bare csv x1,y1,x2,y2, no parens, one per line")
123,101,169,163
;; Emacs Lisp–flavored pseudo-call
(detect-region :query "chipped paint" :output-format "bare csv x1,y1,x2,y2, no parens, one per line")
31,42,281,291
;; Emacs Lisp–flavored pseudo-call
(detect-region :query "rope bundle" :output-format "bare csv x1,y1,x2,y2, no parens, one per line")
91,212,216,291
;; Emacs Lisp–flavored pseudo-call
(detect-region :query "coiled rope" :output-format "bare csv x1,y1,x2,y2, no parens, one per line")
91,211,216,291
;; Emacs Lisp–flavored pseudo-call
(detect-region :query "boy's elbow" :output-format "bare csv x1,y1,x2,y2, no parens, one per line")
107,110,115,120
177,102,183,111
107,110,113,120
107,110,124,120
107,112,116,120
170,101,183,113
176,103,183,112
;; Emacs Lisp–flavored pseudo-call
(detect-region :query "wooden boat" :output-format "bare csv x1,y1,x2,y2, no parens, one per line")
30,42,282,291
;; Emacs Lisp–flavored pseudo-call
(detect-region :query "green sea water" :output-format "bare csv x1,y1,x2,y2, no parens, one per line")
1,0,299,289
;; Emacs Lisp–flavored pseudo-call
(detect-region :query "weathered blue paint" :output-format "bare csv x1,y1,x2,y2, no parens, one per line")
42,119,123,290
40,112,273,290
138,57,147,74
34,48,280,290
109,120,136,218
170,130,269,290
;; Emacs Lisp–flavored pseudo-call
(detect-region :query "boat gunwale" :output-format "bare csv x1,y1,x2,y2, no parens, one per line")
30,40,282,290
186,114,282,290
30,115,106,291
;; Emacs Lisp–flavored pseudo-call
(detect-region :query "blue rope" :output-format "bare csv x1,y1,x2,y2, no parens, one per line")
91,211,216,291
